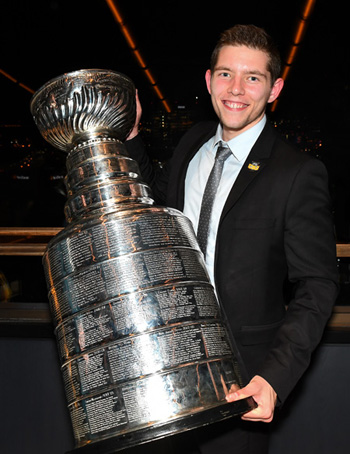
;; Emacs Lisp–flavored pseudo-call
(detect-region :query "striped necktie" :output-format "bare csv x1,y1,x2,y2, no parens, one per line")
197,143,232,257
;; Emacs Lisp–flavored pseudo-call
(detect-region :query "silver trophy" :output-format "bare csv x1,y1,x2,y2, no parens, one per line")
30,69,255,453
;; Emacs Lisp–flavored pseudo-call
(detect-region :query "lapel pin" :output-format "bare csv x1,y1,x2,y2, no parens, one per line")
248,161,260,171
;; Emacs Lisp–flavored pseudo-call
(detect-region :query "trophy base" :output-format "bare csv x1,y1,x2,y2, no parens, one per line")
67,397,256,454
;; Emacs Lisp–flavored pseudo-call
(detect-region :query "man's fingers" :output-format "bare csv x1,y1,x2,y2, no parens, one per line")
225,376,277,423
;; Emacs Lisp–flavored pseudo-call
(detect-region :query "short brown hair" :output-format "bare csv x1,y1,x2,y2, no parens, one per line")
210,24,282,85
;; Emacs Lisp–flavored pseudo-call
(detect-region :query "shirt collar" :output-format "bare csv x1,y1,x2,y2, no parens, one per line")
214,115,266,162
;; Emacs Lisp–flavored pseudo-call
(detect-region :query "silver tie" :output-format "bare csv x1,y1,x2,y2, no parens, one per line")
197,143,232,257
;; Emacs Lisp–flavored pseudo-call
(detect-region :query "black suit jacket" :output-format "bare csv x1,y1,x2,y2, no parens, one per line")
126,120,339,405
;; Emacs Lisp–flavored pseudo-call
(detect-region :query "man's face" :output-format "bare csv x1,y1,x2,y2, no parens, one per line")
205,45,283,141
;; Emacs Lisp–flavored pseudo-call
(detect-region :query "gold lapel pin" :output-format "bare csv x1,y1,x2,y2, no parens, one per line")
248,161,260,171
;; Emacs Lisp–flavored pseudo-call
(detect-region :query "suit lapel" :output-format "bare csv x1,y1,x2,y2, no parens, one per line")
174,120,277,214
221,122,277,219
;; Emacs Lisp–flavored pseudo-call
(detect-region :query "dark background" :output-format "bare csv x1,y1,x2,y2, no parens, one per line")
0,0,348,124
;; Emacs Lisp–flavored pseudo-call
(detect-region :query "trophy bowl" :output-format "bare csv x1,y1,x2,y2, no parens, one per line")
30,69,136,151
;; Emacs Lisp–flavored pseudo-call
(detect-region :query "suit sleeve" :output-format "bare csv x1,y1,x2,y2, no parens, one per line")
257,157,339,405
124,135,169,205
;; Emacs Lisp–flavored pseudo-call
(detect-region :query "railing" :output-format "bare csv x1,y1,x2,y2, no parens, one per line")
0,227,349,337
0,227,62,256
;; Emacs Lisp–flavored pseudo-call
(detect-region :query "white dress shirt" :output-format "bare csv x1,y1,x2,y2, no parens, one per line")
183,116,266,288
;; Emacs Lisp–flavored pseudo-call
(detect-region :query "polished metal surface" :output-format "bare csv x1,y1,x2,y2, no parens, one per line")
31,69,135,150
31,69,255,452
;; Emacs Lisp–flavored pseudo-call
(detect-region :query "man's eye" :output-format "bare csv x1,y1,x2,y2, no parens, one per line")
248,76,259,82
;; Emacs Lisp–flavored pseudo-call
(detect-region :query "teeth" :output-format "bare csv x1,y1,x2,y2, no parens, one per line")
225,101,245,108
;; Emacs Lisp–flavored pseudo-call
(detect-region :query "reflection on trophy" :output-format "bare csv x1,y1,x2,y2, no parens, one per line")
30,69,255,452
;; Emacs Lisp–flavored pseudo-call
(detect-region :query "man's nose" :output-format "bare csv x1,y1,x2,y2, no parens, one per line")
228,77,244,95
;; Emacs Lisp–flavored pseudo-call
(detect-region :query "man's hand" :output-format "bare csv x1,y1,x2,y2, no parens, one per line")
126,89,142,141
226,375,277,423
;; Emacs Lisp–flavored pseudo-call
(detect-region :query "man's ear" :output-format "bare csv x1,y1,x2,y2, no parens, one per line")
268,77,284,103
205,69,212,94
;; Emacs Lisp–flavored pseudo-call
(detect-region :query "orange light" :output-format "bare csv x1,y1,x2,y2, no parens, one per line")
134,50,147,69
122,28,137,50
0,69,34,94
294,21,306,45
0,68,17,83
271,0,316,112
19,83,35,94
105,0,171,113
303,0,316,18
144,69,157,86
285,46,298,66
281,65,292,81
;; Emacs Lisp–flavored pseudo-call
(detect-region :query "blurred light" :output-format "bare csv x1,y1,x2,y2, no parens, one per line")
0,68,34,94
271,0,316,112
105,0,171,113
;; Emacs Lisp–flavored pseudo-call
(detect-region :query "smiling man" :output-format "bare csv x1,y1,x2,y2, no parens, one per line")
126,24,338,454
205,45,283,140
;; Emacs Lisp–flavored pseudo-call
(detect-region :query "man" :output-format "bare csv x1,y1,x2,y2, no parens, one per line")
125,24,338,454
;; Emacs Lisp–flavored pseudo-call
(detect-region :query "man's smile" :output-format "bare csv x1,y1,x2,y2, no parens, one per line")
222,100,248,110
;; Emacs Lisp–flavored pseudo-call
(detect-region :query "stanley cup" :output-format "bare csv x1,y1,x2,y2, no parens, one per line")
30,69,255,453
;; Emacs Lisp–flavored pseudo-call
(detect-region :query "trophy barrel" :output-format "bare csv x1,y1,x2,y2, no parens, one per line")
31,70,255,453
